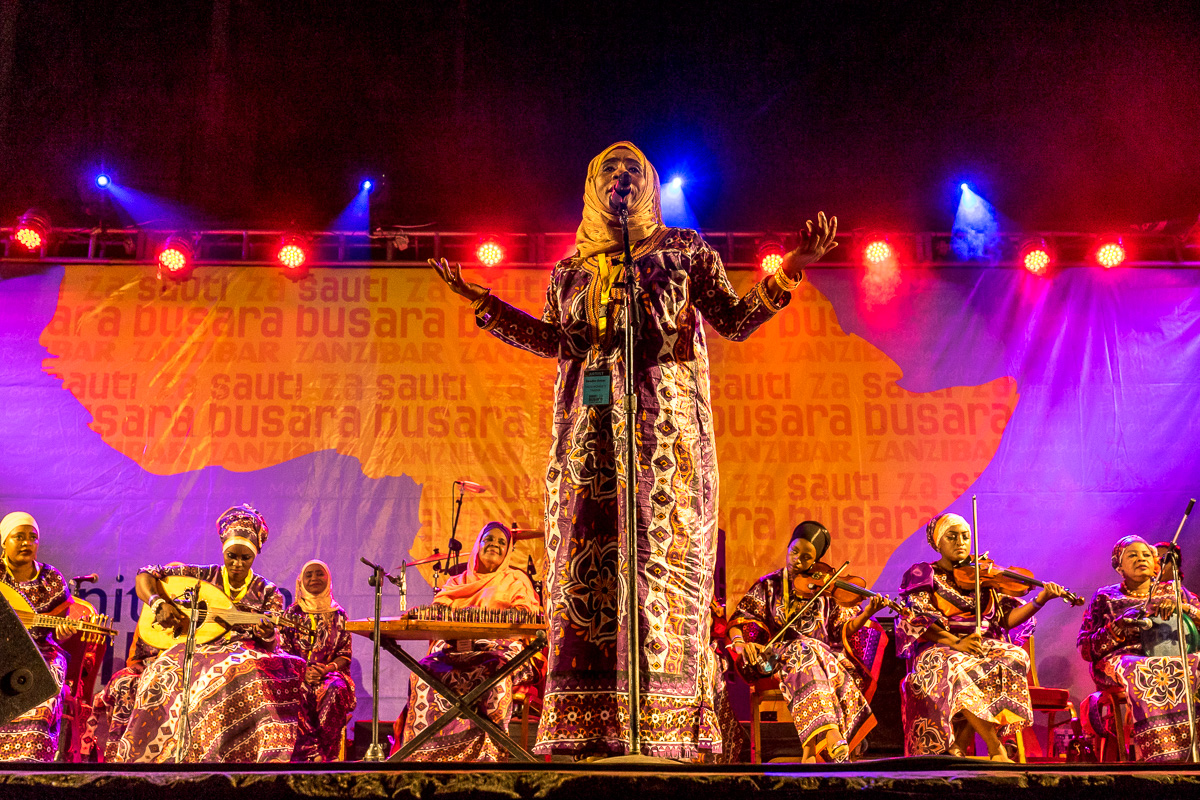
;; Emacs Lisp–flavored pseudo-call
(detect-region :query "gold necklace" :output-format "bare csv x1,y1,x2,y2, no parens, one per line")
1121,582,1151,597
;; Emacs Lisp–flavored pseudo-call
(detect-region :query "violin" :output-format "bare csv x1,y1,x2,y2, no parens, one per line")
952,555,1085,607
794,561,911,618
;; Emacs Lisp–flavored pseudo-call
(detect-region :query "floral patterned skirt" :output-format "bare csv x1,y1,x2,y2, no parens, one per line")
115,640,304,763
1097,652,1200,763
774,636,872,760
902,640,1032,755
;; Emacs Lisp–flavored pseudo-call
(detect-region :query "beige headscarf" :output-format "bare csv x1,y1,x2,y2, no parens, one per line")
296,559,340,614
575,141,663,260
926,513,971,551
0,512,38,547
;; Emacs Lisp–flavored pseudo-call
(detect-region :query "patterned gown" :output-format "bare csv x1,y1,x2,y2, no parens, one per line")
115,564,305,763
896,562,1034,756
477,227,788,758
730,568,874,758
88,636,158,762
1078,582,1200,762
0,563,71,761
280,604,356,761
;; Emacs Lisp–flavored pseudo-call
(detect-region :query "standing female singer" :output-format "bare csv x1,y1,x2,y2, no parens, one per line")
116,504,304,762
729,521,888,762
898,513,1068,761
395,522,541,762
430,141,838,758
0,512,75,761
1078,535,1200,762
280,560,355,762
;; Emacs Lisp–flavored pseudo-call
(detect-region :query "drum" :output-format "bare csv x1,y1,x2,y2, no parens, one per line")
1141,613,1200,657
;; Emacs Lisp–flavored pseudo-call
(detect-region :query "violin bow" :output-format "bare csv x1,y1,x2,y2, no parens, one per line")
972,494,982,634
764,560,852,654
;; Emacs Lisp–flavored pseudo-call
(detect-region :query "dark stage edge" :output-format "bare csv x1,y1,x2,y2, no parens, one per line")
3,758,1200,800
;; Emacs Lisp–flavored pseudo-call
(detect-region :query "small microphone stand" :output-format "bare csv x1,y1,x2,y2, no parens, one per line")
175,580,203,763
1163,499,1197,761
448,482,467,574
617,199,643,755
360,556,392,762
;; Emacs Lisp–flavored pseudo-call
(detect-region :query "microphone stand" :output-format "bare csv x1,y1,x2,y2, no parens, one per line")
617,199,643,755
360,557,391,761
448,482,467,573
1165,499,1197,761
175,580,203,763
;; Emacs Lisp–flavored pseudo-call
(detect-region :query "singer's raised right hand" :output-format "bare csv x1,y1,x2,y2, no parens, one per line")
429,258,488,302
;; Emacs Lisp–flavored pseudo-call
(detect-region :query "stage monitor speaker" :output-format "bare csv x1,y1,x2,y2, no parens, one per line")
0,591,58,725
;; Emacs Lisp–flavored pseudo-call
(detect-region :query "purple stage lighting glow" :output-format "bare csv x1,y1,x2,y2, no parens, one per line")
95,174,111,188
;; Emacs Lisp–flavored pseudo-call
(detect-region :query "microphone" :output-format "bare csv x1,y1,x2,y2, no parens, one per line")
1130,616,1156,631
611,173,633,208
456,480,487,494
71,573,99,585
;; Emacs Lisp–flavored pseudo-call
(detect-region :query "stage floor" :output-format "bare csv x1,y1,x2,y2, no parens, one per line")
3,758,1200,800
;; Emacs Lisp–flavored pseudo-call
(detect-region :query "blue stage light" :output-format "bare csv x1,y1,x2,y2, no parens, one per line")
670,176,683,189
361,179,374,193
95,174,111,188
960,183,969,192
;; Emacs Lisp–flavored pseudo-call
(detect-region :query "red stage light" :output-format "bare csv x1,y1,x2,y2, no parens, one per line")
756,236,785,274
13,209,50,252
1096,240,1126,269
1019,238,1052,276
863,240,893,264
276,234,310,278
157,233,196,280
476,237,504,267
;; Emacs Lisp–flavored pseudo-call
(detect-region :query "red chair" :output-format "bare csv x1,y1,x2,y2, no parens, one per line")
1080,688,1133,762
1019,637,1073,761
55,597,110,762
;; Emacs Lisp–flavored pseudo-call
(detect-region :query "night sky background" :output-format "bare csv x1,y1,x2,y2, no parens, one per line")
1,1,1198,234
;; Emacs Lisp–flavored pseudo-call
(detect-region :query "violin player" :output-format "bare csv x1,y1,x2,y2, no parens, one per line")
728,521,892,762
896,513,1070,761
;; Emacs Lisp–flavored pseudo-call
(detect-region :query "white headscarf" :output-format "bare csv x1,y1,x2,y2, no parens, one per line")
0,512,38,547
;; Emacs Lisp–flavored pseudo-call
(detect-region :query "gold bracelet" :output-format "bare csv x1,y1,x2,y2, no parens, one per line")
469,288,492,312
773,269,802,292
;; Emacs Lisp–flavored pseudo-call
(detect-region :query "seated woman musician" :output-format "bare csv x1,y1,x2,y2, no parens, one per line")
395,521,541,762
116,504,305,762
1078,535,1200,763
897,513,1068,761
0,512,77,761
728,521,890,762
280,560,355,762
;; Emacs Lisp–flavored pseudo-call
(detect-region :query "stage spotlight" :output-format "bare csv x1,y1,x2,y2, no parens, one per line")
276,234,310,278
863,238,894,265
756,236,785,274
1018,238,1052,276
476,237,504,267
13,209,51,252
361,179,374,193
157,233,196,280
961,183,970,192
670,176,683,189
95,174,111,188
1096,239,1126,269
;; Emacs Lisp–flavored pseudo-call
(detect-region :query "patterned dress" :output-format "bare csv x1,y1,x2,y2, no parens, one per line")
115,564,305,763
896,562,1034,756
0,563,71,761
477,227,788,758
88,637,158,762
730,568,874,758
397,569,542,762
1078,582,1200,762
280,604,355,761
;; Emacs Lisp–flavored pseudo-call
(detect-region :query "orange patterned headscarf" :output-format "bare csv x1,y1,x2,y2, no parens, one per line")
575,141,663,260
433,522,539,615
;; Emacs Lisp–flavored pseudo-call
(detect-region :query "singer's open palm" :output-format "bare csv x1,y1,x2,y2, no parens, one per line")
429,258,487,302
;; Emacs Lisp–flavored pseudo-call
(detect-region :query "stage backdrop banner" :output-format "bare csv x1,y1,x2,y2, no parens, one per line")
2,259,1198,724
